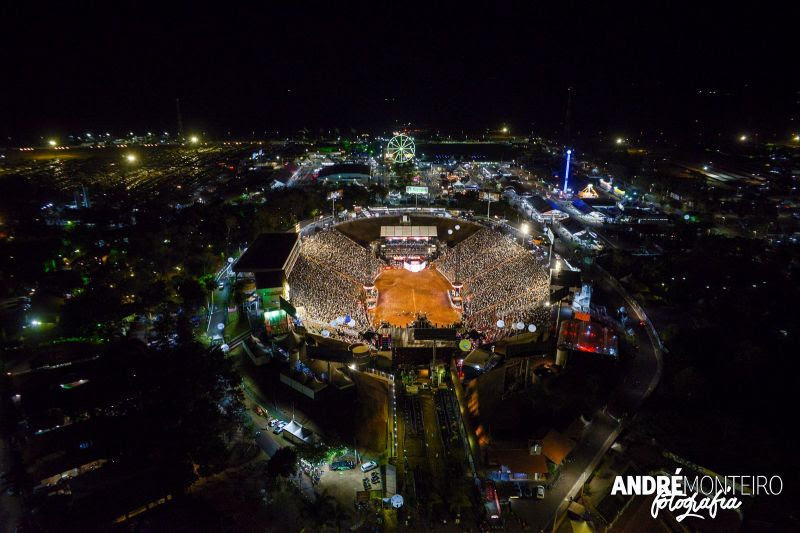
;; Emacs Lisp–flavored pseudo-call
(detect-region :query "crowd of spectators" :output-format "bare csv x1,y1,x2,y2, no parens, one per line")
288,254,370,331
436,227,550,334
437,228,527,283
300,229,385,285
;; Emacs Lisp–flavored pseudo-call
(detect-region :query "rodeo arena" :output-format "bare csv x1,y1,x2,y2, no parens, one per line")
230,207,622,528
288,216,552,342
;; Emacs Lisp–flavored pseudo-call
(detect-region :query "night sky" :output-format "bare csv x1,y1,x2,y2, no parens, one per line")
2,3,798,142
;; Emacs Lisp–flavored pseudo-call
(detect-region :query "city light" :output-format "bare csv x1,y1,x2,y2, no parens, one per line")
739,134,748,142
793,134,800,142
189,135,199,144
48,139,57,147
615,137,624,145
501,126,509,134
521,222,530,235
125,153,137,163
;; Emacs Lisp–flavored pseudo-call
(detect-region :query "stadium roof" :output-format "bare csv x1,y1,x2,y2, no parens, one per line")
381,226,438,238
317,163,370,179
254,271,284,289
233,232,299,272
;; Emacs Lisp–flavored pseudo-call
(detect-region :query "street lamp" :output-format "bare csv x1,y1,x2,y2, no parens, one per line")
739,134,748,142
189,135,199,144
48,139,57,147
615,137,624,145
125,153,137,163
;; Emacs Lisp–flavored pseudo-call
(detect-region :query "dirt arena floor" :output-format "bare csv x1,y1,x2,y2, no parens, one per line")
372,267,461,327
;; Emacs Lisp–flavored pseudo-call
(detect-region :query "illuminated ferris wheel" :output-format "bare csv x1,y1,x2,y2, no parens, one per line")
385,134,416,164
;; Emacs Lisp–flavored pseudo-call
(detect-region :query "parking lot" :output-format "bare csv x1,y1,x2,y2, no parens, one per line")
317,462,382,510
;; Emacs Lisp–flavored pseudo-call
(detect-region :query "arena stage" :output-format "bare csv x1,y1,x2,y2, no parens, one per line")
371,267,461,327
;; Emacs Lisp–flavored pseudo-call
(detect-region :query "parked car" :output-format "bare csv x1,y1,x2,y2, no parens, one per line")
330,460,355,471
360,460,378,472
523,484,534,498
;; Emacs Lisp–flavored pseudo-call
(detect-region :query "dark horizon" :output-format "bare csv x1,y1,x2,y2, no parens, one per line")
2,4,799,143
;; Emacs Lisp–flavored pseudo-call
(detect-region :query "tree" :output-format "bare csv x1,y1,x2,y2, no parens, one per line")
327,497,351,533
267,447,298,479
176,276,206,309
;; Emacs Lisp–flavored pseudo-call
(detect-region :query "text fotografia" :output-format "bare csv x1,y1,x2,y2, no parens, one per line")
611,469,783,522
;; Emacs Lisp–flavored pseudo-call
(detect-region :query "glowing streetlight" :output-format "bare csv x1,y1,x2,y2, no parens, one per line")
739,134,748,142
615,137,624,145
48,139,57,147
125,153,137,163
521,222,530,235
501,126,509,134
793,134,800,142
189,135,199,144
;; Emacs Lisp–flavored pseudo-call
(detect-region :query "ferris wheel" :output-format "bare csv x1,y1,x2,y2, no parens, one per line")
385,134,416,164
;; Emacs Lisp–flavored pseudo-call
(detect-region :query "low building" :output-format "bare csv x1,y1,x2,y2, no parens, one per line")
233,232,301,334
526,195,565,222
486,448,549,481
317,163,371,185
541,429,575,466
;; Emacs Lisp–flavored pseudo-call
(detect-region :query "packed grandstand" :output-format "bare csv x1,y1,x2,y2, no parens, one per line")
289,225,550,339
288,229,383,333
436,227,550,336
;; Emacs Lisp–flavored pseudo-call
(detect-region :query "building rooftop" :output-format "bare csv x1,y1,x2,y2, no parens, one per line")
380,225,438,238
233,232,299,272
487,448,549,475
541,429,575,465
560,217,587,236
318,163,370,178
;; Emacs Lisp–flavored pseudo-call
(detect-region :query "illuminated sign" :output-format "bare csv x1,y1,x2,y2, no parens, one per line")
405,186,428,195
479,191,500,202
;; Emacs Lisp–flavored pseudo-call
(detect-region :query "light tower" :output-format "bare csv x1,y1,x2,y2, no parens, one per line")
562,149,572,194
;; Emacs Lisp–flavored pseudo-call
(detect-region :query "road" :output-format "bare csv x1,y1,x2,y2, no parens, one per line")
507,240,663,531
246,395,317,501
206,270,232,340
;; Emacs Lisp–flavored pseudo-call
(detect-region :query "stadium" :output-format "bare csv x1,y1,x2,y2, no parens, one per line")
234,212,553,349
